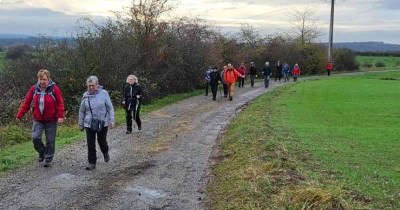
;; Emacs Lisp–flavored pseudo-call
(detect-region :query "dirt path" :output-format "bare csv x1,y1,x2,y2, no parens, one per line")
0,81,285,210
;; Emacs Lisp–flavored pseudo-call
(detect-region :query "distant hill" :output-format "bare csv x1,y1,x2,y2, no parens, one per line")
332,42,400,52
0,34,73,48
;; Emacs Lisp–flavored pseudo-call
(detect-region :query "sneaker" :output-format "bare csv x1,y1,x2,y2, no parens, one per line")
43,160,51,167
126,131,132,134
85,163,96,170
38,153,44,162
104,153,110,162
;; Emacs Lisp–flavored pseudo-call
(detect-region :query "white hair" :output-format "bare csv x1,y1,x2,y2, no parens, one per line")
86,75,99,85
126,75,138,83
265,61,269,66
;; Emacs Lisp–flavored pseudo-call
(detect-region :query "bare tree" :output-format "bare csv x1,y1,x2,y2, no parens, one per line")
289,8,321,49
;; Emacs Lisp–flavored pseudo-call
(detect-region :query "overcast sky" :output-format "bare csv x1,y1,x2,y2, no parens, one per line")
0,0,399,44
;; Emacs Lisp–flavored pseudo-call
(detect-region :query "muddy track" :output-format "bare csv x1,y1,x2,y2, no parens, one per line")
0,81,285,210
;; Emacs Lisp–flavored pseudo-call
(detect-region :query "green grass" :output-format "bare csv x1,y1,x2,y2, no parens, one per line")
208,72,400,209
0,52,6,72
0,89,202,172
356,55,400,70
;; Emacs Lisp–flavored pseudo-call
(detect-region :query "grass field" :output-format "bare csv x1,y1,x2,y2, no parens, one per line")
0,90,202,172
357,55,400,70
208,71,400,209
0,52,6,72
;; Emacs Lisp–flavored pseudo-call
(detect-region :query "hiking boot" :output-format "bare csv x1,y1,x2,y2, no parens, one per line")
43,160,51,167
229,96,233,101
38,153,44,162
85,163,96,170
126,130,132,134
104,153,110,163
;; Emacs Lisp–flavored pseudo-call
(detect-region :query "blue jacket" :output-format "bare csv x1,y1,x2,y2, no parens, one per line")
79,87,115,128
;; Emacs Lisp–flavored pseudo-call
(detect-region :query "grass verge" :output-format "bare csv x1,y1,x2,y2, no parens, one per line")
0,90,202,172
208,71,400,209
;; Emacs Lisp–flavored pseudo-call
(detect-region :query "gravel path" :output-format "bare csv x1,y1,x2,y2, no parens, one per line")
0,81,285,210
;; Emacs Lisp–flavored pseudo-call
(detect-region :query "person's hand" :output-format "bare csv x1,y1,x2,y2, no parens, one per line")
57,118,64,124
256,75,258,78
136,95,141,99
110,123,115,129
16,117,21,121
122,100,125,105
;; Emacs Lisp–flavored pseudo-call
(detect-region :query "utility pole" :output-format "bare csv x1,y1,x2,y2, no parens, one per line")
328,0,335,63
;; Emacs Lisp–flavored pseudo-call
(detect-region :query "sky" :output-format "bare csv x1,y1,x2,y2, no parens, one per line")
0,0,399,44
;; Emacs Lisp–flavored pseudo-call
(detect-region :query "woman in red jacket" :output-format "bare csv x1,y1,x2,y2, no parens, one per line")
16,69,65,167
292,63,301,82
224,63,244,101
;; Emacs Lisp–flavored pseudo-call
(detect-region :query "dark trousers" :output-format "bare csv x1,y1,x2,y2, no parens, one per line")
250,75,256,87
85,127,108,164
327,70,331,76
210,84,218,100
204,82,209,96
32,120,57,162
264,76,270,88
222,84,229,97
126,106,141,131
238,78,244,87
275,72,282,81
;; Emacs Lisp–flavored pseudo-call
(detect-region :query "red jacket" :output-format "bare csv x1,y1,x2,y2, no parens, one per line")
238,66,246,76
16,83,65,122
326,63,333,71
224,68,242,84
292,66,301,76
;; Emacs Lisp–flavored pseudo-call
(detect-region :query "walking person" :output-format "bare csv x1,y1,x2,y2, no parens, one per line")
209,66,222,101
292,63,301,82
16,69,65,167
237,62,247,88
283,62,290,82
204,67,212,96
326,61,333,76
249,61,258,88
275,60,283,82
262,62,272,88
122,75,143,134
220,65,229,97
224,63,244,101
79,76,115,170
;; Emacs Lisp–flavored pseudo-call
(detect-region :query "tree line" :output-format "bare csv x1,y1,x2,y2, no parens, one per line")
0,0,358,125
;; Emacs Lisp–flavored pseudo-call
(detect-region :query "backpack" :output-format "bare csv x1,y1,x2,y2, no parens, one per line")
33,85,56,101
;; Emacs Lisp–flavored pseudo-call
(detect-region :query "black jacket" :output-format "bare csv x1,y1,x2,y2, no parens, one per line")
122,83,143,110
209,70,222,86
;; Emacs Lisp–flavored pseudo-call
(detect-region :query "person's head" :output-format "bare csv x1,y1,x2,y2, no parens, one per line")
240,62,245,67
227,63,233,69
86,75,99,93
277,60,280,64
37,69,51,88
295,63,299,67
126,75,138,85
265,61,269,66
250,61,255,66
223,65,228,70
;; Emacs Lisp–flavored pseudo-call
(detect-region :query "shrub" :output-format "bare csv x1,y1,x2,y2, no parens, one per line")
375,61,385,67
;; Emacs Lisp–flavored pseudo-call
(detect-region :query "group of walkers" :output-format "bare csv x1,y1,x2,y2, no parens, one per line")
204,61,303,100
16,69,142,170
14,61,307,170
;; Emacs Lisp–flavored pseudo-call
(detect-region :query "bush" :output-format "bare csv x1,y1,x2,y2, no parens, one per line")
362,63,373,68
375,61,385,67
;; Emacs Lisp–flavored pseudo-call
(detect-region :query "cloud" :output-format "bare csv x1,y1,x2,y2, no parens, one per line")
379,0,400,10
0,7,106,36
